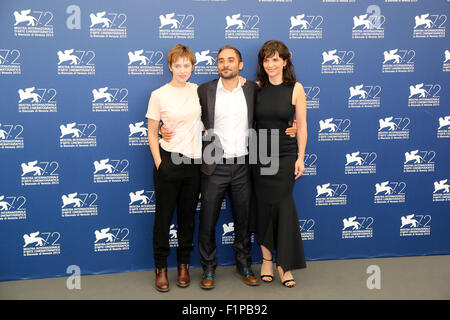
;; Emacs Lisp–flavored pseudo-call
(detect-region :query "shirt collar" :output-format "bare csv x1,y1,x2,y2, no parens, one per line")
217,77,242,93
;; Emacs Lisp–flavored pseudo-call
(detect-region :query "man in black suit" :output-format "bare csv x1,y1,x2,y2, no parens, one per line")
196,45,259,289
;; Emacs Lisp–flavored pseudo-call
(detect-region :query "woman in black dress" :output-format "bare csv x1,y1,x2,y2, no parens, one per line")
252,40,307,287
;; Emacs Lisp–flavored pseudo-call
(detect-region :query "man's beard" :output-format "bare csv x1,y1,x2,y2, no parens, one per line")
218,69,238,79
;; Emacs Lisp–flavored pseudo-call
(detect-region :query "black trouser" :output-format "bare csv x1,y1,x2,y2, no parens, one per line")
198,162,252,271
153,147,201,268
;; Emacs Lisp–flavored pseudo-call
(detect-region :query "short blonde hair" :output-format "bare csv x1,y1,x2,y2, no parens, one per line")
167,44,195,67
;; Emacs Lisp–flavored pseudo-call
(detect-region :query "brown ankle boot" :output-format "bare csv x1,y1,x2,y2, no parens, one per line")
155,267,169,292
177,263,190,287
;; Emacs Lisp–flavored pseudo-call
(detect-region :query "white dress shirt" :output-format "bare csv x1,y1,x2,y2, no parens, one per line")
214,78,248,158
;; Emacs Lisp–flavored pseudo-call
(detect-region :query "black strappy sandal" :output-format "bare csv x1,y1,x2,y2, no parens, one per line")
278,267,295,288
260,257,274,282
282,279,296,288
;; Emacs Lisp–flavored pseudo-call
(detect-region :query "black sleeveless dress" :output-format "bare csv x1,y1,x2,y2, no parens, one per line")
251,82,306,271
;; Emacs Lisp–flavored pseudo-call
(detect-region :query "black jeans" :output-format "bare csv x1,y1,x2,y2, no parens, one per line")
198,163,252,271
153,147,201,268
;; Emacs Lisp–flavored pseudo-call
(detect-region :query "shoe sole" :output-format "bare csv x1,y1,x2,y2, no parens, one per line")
177,282,190,288
200,284,215,289
235,272,260,286
155,286,169,292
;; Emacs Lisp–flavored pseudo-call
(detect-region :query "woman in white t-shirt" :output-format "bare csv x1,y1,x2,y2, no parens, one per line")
146,44,202,292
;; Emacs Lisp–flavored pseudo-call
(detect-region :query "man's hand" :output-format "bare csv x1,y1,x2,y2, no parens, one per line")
160,123,173,142
285,120,297,137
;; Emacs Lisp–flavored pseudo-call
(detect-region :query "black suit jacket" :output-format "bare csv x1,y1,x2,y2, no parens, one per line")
197,79,257,175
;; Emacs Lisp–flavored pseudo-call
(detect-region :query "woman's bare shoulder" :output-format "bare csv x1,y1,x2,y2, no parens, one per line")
292,82,306,105
294,81,304,89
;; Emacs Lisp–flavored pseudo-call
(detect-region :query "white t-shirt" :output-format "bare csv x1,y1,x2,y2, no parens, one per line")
146,82,202,159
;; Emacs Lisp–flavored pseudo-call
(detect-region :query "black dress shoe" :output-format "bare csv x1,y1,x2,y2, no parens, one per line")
200,269,215,289
236,266,260,286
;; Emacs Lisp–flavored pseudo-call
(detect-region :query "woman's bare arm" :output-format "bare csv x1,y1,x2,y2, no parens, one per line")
148,119,162,169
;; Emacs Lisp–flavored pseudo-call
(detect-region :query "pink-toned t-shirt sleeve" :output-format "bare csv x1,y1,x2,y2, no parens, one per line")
145,92,160,121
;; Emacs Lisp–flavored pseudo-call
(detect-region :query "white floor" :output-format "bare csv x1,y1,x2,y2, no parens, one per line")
1,255,449,300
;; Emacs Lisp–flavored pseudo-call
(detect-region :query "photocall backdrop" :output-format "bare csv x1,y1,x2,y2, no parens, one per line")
0,0,449,281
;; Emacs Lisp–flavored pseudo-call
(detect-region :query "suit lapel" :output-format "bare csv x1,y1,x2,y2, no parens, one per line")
206,80,218,129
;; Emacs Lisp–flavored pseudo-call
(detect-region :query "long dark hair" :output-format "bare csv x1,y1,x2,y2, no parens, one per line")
257,40,296,87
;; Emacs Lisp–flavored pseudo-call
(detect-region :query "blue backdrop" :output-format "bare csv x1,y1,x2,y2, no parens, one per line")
0,0,449,281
